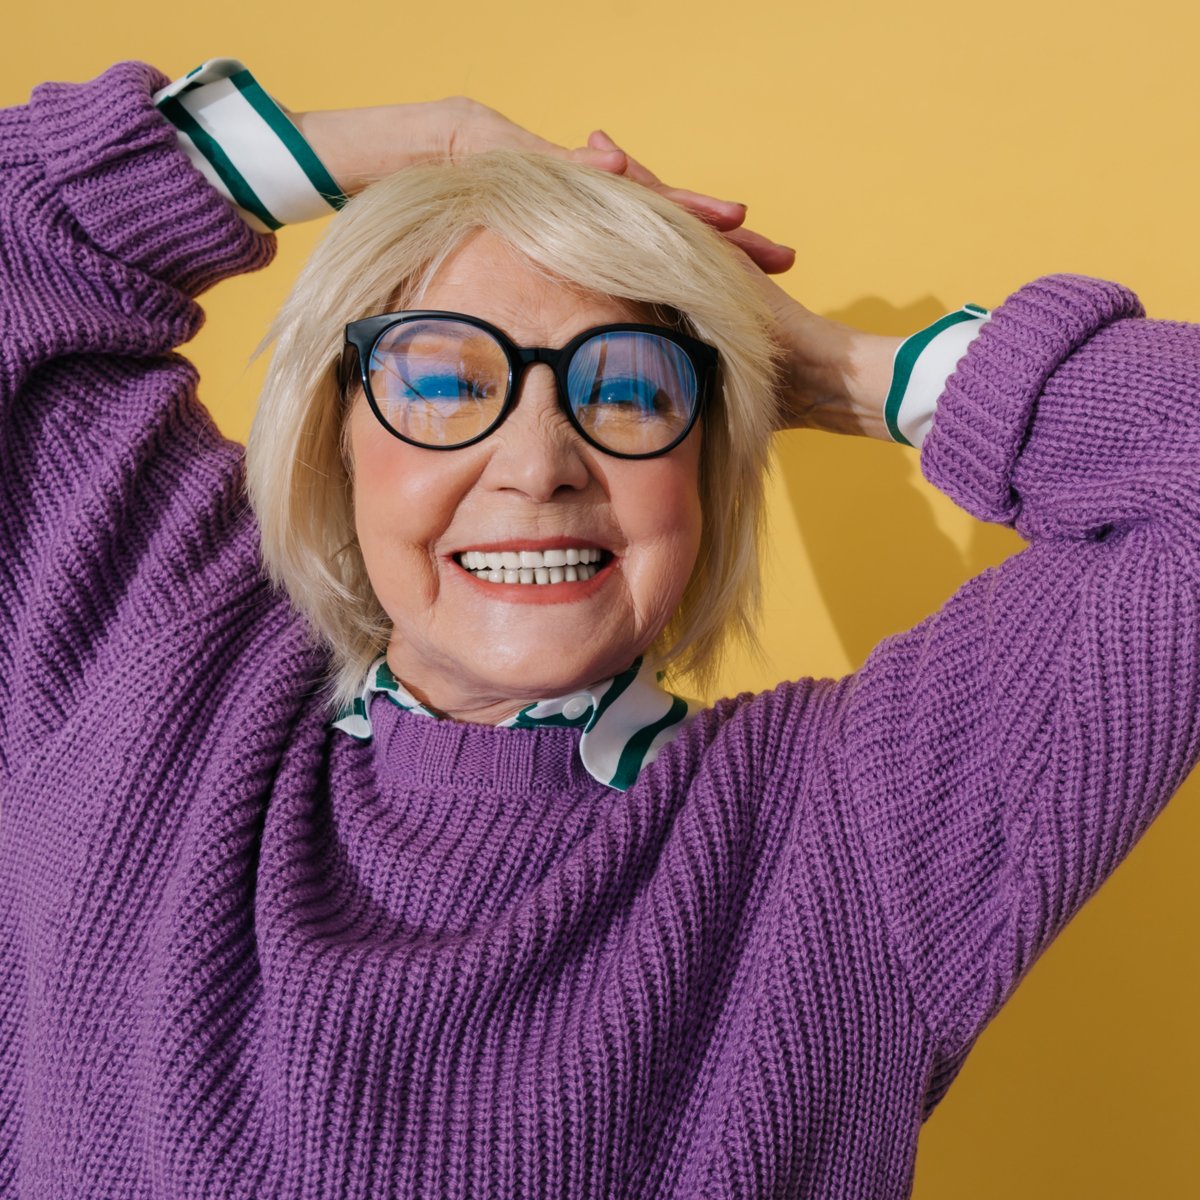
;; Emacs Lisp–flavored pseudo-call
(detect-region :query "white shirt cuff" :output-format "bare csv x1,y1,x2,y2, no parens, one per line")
153,58,347,233
884,303,991,450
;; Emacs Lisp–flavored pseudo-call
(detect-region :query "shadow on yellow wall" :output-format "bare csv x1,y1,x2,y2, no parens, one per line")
780,294,1025,672
729,287,1200,1198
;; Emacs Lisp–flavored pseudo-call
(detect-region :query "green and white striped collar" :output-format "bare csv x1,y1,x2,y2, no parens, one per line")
331,655,702,792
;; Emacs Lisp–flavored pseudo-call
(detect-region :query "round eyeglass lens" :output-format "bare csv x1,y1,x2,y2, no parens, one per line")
566,331,699,455
367,318,510,446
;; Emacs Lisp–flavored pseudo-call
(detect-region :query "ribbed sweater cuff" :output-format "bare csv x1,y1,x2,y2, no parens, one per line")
28,59,276,297
920,273,1146,527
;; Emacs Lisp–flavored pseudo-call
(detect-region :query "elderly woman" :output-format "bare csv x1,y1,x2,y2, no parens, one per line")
2,57,1197,1200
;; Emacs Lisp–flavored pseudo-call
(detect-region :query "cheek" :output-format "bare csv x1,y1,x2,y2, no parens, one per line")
617,454,704,611
348,405,464,602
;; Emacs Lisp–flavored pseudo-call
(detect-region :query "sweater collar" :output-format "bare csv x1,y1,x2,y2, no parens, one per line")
330,655,702,792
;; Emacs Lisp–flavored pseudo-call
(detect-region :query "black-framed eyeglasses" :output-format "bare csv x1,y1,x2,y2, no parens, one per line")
341,310,718,460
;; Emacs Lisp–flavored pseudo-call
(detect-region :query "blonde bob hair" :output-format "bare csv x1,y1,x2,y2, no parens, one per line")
246,150,784,713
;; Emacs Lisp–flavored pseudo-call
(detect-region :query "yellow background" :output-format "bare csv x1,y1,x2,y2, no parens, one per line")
7,2,1198,1194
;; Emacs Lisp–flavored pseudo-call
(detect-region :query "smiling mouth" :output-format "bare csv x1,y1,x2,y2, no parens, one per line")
452,546,613,585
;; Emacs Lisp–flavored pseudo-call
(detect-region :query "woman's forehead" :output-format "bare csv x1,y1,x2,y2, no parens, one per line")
412,229,665,343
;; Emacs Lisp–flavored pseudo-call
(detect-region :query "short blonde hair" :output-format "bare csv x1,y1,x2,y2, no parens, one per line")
246,150,783,712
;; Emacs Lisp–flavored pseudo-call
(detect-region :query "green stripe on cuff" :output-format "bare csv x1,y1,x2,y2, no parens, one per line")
228,69,348,210
883,308,983,446
156,94,282,231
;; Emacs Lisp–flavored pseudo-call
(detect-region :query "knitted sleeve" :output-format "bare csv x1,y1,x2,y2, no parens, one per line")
0,61,277,770
836,273,1200,1110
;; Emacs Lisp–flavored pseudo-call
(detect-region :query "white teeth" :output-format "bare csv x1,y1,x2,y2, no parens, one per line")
458,547,605,568
457,546,609,584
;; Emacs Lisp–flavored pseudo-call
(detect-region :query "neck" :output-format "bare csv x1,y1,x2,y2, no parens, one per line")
383,643,624,727
403,682,529,726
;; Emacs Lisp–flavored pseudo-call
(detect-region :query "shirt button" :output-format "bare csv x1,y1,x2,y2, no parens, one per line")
562,696,591,720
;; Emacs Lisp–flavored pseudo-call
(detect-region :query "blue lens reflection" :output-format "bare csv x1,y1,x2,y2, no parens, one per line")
567,332,697,453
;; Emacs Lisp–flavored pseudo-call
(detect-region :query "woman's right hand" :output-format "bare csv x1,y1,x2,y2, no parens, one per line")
288,97,631,192
287,99,789,274
583,129,796,277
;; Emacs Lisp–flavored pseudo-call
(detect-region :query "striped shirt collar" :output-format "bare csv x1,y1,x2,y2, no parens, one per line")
331,655,702,791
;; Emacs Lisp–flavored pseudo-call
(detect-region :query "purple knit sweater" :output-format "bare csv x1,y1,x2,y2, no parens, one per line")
1,61,1198,1200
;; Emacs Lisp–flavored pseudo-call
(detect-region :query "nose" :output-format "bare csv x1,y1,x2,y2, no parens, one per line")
479,364,592,501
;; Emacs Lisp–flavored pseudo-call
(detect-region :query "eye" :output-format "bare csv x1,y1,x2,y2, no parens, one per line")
586,375,670,411
400,371,496,403
376,357,499,405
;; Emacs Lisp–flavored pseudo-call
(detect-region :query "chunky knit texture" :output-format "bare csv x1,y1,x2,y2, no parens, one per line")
2,60,1198,1200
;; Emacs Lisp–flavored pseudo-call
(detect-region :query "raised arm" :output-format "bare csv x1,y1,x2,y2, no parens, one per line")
0,62,276,391
794,274,1200,1112
0,61,285,772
